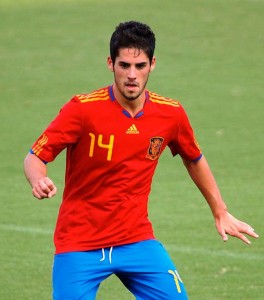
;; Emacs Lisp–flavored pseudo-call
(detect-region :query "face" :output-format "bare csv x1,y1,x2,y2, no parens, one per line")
107,48,156,103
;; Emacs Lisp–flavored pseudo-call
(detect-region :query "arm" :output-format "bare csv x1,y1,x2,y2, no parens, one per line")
24,153,57,199
182,155,259,244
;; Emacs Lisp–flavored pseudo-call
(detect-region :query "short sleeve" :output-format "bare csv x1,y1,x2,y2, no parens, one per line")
31,97,82,162
168,105,202,161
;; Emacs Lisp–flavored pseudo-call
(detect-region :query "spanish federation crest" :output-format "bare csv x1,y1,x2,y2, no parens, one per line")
146,137,164,160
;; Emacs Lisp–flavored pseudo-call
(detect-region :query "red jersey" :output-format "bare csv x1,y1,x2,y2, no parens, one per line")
31,86,202,254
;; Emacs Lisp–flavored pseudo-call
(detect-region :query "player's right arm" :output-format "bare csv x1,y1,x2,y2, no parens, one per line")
24,153,57,200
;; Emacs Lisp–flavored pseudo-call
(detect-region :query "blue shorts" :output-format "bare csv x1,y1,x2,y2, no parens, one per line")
52,240,188,299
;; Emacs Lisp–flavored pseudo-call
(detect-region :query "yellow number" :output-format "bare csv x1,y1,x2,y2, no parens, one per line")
88,133,114,161
98,134,114,161
89,133,96,157
168,270,183,293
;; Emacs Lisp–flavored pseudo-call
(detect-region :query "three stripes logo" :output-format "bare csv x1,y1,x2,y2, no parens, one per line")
126,124,139,134
32,134,48,155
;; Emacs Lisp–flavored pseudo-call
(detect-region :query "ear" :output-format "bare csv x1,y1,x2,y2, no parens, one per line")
107,56,114,72
150,56,156,72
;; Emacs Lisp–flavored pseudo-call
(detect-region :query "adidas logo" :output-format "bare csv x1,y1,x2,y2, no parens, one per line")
126,124,139,134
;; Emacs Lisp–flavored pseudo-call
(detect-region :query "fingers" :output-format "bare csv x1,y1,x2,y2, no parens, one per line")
227,229,257,245
232,220,259,243
32,177,57,200
218,226,228,242
216,214,259,245
233,232,251,245
240,223,259,239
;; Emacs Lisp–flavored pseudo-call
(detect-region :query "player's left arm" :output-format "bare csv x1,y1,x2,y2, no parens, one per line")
182,155,259,244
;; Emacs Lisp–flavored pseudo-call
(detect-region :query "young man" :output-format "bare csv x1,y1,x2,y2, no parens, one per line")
24,21,258,299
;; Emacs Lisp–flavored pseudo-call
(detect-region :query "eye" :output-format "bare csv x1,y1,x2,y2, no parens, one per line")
136,63,147,70
119,62,130,69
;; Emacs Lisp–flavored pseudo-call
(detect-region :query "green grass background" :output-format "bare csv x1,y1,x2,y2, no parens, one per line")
1,0,263,299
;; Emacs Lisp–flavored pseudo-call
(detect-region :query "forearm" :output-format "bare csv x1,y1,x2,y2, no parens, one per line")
183,155,258,244
24,152,47,187
24,152,57,199
182,156,227,217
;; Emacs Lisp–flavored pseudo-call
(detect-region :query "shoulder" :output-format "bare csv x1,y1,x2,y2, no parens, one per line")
57,87,110,118
72,86,110,104
147,90,186,118
147,90,182,109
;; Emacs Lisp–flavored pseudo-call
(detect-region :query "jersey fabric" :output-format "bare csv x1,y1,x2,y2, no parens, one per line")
31,85,202,254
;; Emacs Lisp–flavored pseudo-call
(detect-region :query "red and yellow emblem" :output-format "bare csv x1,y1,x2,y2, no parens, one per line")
146,137,164,160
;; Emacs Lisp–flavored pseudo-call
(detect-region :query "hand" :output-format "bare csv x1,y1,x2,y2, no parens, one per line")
32,177,57,200
215,212,259,244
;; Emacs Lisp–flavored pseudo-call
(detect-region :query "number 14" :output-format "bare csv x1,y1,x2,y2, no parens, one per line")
88,133,115,161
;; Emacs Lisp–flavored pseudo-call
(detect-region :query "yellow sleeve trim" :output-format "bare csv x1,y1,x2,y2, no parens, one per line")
148,91,180,107
76,88,109,103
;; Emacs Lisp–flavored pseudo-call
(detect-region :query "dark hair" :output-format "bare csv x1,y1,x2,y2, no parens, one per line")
110,21,156,64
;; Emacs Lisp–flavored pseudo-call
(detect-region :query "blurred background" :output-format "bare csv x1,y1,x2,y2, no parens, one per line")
1,0,263,299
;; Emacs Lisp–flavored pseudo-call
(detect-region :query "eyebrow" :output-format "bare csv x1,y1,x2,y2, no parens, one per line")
118,61,148,66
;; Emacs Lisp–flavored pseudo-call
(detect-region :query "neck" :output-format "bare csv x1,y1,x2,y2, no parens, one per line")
112,84,146,117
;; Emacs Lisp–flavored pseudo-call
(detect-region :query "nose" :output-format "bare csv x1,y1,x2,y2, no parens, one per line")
127,66,137,80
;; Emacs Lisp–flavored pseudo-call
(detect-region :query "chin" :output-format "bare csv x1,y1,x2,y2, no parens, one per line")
124,91,141,101
126,96,138,101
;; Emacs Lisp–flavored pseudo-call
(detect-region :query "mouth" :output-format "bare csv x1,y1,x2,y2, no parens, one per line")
125,82,139,91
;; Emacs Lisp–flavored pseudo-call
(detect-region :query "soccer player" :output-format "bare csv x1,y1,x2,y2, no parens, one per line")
24,21,258,299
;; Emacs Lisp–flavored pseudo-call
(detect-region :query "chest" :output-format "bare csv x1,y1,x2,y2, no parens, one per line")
79,107,177,164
